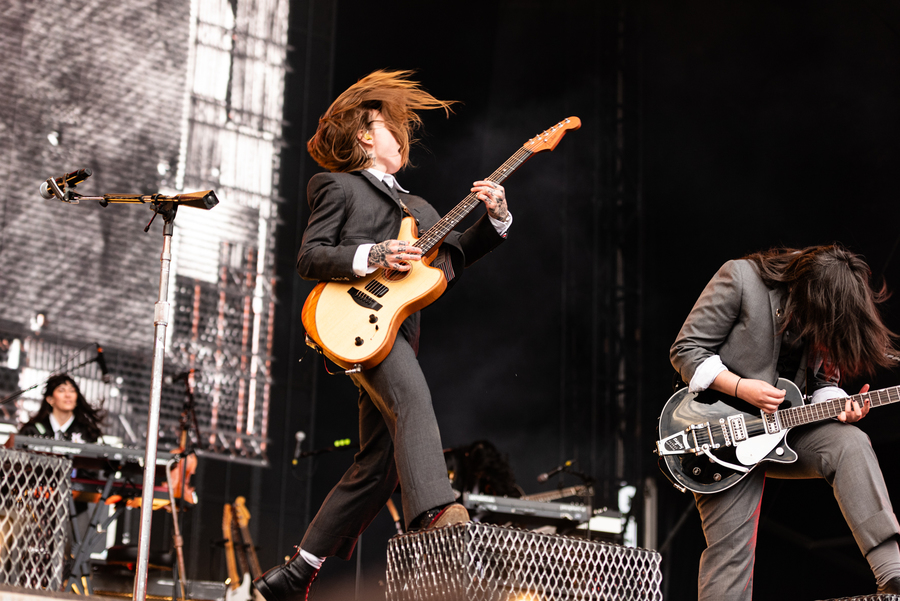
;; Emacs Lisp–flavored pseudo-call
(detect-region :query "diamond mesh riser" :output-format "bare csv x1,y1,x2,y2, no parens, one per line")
825,595,900,601
0,448,71,590
386,522,662,601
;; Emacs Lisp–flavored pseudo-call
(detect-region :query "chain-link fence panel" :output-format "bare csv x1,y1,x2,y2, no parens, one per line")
0,448,71,591
387,522,662,601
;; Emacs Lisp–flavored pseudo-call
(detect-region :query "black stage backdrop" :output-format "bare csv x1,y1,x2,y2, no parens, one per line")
2,1,899,600
263,1,900,600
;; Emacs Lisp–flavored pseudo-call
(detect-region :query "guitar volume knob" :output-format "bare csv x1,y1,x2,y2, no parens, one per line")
354,337,363,346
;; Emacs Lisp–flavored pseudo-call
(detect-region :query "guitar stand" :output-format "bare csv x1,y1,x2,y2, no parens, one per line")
40,169,218,601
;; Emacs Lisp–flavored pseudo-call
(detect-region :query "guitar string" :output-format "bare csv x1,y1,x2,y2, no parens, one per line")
368,147,534,287
368,125,569,285
778,385,900,428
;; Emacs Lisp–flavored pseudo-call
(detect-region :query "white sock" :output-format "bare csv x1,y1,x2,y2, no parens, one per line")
299,548,325,570
867,538,900,587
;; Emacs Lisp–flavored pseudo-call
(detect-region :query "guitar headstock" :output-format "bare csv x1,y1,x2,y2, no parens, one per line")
234,496,251,528
523,117,581,153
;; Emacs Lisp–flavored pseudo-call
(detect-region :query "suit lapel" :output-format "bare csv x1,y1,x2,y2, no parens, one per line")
768,287,785,382
359,170,403,205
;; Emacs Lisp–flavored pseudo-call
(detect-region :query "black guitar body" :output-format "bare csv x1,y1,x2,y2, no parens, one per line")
657,378,804,494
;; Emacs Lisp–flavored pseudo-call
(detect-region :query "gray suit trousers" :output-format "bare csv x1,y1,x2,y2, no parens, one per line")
300,336,455,560
695,421,900,600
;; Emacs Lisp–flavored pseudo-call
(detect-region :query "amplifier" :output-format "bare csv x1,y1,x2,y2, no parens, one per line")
386,521,662,600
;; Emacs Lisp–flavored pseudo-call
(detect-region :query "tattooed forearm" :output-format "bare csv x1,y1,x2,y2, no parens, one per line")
489,205,509,221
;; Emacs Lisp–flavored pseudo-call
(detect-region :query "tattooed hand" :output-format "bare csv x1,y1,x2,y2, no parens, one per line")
368,239,423,271
472,180,509,222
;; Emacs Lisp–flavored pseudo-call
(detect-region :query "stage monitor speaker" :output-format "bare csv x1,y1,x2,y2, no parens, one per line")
386,522,662,601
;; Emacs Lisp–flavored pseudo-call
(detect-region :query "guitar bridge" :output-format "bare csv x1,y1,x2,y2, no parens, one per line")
348,287,383,310
656,422,720,456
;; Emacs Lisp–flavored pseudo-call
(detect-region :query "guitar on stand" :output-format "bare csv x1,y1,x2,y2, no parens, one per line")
222,504,247,601
224,497,263,601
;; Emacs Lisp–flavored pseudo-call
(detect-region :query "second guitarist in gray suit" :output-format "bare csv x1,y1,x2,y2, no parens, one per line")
670,245,900,599
255,70,512,600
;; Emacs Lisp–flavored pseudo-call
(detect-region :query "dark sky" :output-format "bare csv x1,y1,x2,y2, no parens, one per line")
270,1,900,599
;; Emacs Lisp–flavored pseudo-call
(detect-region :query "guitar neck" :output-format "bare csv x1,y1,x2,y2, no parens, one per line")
239,525,263,579
521,485,592,503
415,147,534,254
779,385,900,428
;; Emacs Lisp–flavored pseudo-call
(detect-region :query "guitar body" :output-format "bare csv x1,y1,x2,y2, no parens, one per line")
225,575,253,601
302,216,447,370
657,378,804,494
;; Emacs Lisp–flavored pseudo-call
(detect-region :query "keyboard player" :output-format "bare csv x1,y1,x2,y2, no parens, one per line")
19,374,105,443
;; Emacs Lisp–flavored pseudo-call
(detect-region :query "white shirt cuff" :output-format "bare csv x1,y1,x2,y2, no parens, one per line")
353,244,377,276
688,355,728,393
489,211,513,237
810,386,848,405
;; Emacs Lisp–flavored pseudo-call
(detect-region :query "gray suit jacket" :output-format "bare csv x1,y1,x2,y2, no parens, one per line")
670,259,810,390
297,170,504,348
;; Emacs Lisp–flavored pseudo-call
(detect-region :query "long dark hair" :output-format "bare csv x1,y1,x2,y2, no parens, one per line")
744,244,898,379
24,374,105,441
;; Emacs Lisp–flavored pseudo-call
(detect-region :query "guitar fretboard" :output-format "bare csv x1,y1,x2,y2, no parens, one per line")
415,147,534,254
778,385,900,428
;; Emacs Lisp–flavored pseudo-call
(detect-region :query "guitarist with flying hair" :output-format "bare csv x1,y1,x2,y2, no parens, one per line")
254,70,512,600
670,244,900,599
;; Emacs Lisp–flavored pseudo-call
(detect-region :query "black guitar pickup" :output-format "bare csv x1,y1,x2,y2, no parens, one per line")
348,287,383,310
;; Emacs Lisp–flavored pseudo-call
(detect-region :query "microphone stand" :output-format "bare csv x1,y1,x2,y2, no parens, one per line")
43,176,218,601
558,467,596,541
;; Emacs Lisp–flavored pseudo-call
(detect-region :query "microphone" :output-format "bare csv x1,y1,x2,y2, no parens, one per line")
40,168,93,199
95,342,110,384
537,459,574,483
292,431,306,465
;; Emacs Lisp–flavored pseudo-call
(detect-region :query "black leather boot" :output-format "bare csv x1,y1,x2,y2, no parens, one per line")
409,502,469,531
254,552,319,601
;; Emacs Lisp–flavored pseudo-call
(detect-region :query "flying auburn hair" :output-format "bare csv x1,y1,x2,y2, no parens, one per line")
307,70,456,173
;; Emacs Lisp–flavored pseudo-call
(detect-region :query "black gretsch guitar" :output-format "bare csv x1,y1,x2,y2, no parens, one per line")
655,378,900,494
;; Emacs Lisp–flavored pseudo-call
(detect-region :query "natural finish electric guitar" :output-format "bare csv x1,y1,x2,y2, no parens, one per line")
656,378,900,494
302,117,581,370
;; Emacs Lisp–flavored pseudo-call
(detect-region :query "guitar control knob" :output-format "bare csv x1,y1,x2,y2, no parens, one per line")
692,467,702,476
369,315,378,323
355,337,363,346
